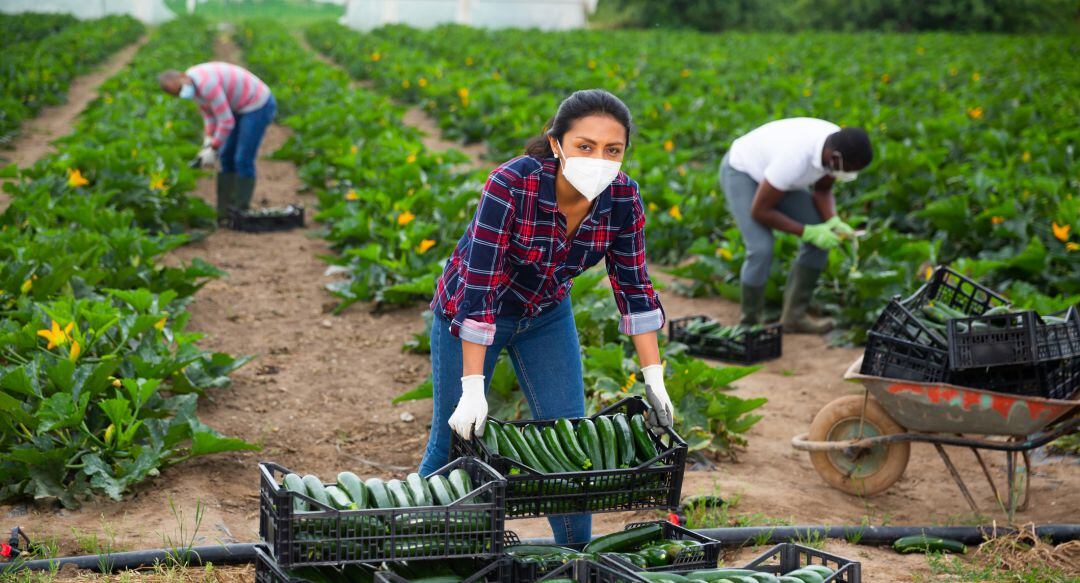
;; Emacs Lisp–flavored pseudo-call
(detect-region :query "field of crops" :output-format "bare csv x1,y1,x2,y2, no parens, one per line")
306,23,1080,342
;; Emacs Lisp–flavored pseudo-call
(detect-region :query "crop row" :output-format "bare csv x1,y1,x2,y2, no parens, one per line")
0,14,144,147
238,21,765,457
305,23,1079,342
0,17,254,507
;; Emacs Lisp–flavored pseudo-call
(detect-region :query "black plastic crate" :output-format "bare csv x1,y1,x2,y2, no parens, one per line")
451,397,687,519
229,205,304,232
507,521,720,580
949,358,1080,400
905,266,1010,317
258,457,505,568
668,315,782,364
536,559,647,582
948,306,1080,370
374,558,511,582
741,543,861,583
869,298,948,349
1037,306,1080,361
860,331,949,383
255,545,380,583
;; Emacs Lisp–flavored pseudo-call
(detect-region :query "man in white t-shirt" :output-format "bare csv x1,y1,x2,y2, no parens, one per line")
721,118,873,333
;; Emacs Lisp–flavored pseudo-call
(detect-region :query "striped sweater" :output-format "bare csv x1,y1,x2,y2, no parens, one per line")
186,62,271,148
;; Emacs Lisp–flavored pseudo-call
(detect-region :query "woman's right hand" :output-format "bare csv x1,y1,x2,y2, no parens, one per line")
448,375,488,439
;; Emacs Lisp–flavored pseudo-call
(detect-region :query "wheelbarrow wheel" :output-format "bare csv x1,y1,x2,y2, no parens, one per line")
809,395,910,496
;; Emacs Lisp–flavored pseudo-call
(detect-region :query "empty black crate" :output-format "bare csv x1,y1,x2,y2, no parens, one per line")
374,558,511,582
668,315,782,363
259,457,505,568
451,397,687,519
741,543,861,583
508,521,720,581
229,205,304,232
536,559,647,582
860,331,949,383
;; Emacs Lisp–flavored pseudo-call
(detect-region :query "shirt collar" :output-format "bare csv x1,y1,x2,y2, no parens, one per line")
539,157,614,218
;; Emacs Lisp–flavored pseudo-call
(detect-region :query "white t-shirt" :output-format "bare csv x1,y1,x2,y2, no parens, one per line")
727,118,840,191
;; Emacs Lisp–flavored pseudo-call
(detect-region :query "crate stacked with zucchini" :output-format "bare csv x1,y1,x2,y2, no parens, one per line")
603,542,860,583
668,316,782,364
258,456,506,572
451,397,687,518
861,266,1080,399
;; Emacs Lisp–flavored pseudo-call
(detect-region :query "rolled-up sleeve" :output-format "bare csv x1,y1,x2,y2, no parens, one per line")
448,169,517,345
607,185,664,335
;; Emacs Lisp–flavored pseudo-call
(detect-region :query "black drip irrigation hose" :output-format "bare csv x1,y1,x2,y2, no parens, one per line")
5,524,1080,572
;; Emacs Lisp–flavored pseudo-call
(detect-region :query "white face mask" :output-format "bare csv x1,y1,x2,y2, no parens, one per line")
179,83,195,99
831,170,858,183
555,140,621,202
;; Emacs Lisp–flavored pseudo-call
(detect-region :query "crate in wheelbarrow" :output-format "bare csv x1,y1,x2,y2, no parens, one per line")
507,521,721,581
948,356,1080,400
229,204,304,232
258,457,505,568
451,396,687,519
605,542,861,583
947,306,1080,370
859,330,950,383
668,315,782,364
374,558,511,582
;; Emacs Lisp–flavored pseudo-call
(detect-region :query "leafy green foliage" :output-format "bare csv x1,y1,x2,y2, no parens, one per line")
0,15,143,146
0,17,254,507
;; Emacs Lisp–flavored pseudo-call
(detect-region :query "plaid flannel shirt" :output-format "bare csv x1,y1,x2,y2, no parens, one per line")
431,156,664,346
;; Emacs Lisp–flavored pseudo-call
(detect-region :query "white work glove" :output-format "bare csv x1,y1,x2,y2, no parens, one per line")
641,364,674,428
196,145,218,168
448,374,488,440
201,135,214,149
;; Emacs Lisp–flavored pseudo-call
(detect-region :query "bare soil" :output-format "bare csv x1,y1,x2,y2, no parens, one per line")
4,35,1078,583
0,38,148,210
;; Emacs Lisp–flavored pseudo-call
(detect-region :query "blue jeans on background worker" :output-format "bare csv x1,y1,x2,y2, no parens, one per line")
419,298,590,545
219,94,276,178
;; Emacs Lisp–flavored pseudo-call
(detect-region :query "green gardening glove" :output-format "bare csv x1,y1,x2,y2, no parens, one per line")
802,223,841,250
825,215,856,238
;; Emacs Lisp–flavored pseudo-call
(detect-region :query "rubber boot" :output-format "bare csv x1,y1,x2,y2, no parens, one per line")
740,284,766,327
216,172,237,226
234,175,256,212
781,264,835,334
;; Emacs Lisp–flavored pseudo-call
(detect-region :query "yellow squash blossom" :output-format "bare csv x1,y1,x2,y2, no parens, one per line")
924,266,934,280
647,202,658,212
717,248,733,260
881,73,890,83
1021,151,1031,163
663,140,675,153
20,279,32,294
402,79,411,89
418,77,428,88
668,206,682,221
680,69,691,78
406,153,417,164
67,169,90,188
69,341,81,362
154,317,167,331
465,57,474,66
803,88,812,97
972,72,981,82
397,211,416,226
620,373,636,393
457,87,470,107
370,51,381,62
112,378,122,388
991,216,1004,225
345,189,360,201
662,101,672,112
37,321,73,349
350,144,359,154
1067,242,1079,252
149,173,168,191
1052,222,1071,242
416,239,436,254
967,107,983,120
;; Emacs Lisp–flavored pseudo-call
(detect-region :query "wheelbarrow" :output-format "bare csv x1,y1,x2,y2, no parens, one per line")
792,358,1079,520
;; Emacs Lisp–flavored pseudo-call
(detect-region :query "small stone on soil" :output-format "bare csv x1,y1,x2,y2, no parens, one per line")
400,412,415,423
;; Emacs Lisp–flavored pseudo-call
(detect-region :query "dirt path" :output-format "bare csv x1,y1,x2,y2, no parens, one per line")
0,37,147,209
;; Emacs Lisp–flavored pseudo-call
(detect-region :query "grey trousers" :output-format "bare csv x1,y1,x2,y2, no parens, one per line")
720,152,828,287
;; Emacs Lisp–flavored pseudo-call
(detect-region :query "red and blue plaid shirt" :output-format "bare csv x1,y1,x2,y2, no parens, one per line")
431,155,664,346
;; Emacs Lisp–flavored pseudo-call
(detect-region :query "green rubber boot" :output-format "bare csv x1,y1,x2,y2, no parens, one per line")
781,264,835,334
215,172,237,225
740,284,766,327
234,176,256,212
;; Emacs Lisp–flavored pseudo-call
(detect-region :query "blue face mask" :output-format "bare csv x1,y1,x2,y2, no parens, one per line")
179,83,195,99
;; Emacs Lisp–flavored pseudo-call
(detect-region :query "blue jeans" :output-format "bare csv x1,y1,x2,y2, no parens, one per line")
219,94,276,178
419,298,591,544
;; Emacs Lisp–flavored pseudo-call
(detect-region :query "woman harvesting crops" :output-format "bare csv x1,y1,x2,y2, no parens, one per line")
722,118,873,333
421,89,673,544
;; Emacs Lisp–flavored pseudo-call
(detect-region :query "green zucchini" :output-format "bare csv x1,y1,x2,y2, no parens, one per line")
448,468,473,499
576,419,603,472
583,523,663,554
365,478,392,508
637,573,692,582
555,418,591,470
428,474,456,505
505,424,545,472
324,485,356,510
283,473,310,511
687,570,766,583
782,570,823,583
777,578,806,583
595,415,618,470
302,475,331,507
799,566,833,578
893,534,966,554
630,414,660,462
386,479,413,507
542,425,578,472
336,472,368,509
493,423,522,463
639,546,669,567
612,413,636,467
479,422,499,455
728,576,764,583
523,424,564,473
406,473,431,506
505,544,579,556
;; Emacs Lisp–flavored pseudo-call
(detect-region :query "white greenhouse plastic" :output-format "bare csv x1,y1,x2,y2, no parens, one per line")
0,0,175,24
342,0,598,31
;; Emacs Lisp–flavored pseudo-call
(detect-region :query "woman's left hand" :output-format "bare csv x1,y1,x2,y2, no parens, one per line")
641,364,674,428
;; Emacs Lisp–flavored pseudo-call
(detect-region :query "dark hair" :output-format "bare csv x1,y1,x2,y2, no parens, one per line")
525,89,633,158
826,127,873,170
